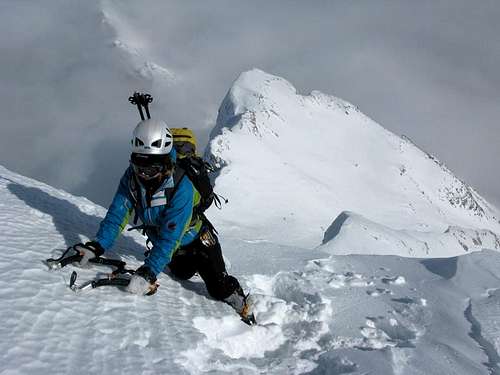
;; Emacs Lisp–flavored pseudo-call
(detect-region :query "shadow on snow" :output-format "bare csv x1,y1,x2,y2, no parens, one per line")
7,182,145,260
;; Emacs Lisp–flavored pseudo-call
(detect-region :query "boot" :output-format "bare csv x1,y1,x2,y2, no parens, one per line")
224,287,256,325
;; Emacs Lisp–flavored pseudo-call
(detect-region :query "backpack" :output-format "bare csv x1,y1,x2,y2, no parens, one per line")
171,127,219,214
171,127,197,158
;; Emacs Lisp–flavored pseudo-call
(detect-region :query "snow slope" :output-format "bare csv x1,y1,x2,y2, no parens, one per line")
207,69,500,256
3,165,500,375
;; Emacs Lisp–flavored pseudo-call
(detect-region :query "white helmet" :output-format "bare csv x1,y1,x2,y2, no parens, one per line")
131,119,173,155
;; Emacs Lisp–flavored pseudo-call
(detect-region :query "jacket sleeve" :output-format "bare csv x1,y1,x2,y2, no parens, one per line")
94,168,134,251
144,176,195,276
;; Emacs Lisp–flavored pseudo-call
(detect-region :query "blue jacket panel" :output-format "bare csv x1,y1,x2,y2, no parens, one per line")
95,165,201,276
95,170,134,250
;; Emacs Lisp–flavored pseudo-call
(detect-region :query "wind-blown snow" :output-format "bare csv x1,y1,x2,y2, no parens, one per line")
207,69,500,256
3,164,500,375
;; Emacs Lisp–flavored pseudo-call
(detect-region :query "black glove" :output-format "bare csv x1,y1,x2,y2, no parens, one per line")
126,265,157,295
74,241,104,267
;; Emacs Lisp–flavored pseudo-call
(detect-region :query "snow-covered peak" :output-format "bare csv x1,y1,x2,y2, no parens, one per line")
208,69,500,253
218,69,296,118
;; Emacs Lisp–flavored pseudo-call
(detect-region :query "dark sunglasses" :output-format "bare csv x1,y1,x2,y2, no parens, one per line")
131,163,166,180
130,153,173,180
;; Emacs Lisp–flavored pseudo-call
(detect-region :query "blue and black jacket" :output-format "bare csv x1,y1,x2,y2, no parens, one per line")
94,150,202,276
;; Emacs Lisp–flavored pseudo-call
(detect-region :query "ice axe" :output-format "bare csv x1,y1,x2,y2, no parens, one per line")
128,92,153,120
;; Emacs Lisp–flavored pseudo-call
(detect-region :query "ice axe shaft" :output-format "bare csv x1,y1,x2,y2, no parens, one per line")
128,92,153,120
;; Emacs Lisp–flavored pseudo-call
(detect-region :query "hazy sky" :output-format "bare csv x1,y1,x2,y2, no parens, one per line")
1,0,499,208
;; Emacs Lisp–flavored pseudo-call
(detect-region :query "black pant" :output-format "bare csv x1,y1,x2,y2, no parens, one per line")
168,235,241,300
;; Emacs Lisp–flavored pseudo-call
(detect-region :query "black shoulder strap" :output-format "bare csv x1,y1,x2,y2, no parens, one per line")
165,166,186,206
176,157,191,173
128,173,141,225
178,156,206,175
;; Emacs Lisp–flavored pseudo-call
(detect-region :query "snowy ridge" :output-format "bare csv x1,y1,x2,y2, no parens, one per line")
207,69,500,255
3,164,500,374
102,5,176,83
321,211,500,257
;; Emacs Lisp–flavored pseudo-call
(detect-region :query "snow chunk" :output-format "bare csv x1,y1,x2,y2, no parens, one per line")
191,315,285,359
